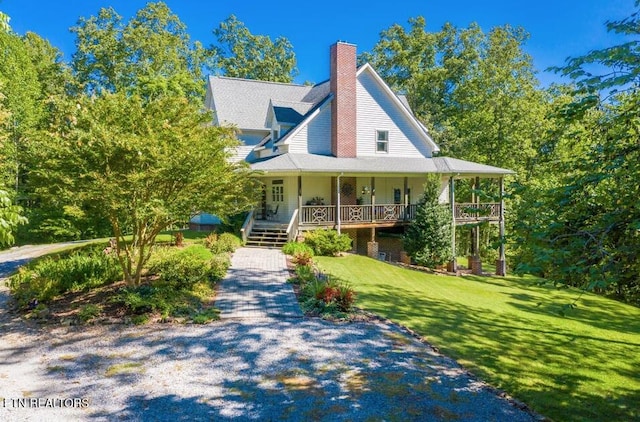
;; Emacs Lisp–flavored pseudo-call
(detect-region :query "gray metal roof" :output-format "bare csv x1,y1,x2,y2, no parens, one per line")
250,153,514,176
208,76,329,130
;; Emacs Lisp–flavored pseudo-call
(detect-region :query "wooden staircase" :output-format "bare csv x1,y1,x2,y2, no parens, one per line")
245,221,289,248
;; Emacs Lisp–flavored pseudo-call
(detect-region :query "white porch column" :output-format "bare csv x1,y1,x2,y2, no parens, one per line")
403,176,409,221
371,177,376,221
298,175,302,224
496,177,507,276
448,176,457,272
336,173,342,234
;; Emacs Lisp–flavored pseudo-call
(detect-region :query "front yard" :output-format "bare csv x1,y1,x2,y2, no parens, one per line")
315,254,640,422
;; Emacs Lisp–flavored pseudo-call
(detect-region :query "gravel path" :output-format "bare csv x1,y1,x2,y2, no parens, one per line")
0,244,540,421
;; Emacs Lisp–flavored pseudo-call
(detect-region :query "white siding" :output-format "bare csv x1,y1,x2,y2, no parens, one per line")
287,106,332,155
356,71,433,158
356,177,373,205
301,176,332,205
372,177,404,204
408,177,426,204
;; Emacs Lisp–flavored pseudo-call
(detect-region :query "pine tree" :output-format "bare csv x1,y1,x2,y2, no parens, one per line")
403,175,452,267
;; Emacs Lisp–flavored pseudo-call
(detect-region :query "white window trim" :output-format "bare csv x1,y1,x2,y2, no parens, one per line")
376,129,389,153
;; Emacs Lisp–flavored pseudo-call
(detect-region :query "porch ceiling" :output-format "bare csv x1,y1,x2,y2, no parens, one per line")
249,153,514,177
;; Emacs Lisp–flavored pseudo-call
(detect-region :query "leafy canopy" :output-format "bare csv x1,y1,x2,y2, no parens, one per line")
515,2,640,304
32,3,259,283
71,2,208,100
34,92,257,284
210,15,298,83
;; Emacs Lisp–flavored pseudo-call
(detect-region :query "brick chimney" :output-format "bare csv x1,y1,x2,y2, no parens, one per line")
330,42,357,157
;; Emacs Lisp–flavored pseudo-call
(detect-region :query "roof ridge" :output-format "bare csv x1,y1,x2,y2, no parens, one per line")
209,75,311,88
271,99,315,105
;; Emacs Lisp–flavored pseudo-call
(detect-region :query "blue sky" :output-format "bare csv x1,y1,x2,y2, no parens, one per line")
1,0,635,86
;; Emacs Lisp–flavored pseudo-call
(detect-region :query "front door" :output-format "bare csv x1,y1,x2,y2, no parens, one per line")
270,179,285,220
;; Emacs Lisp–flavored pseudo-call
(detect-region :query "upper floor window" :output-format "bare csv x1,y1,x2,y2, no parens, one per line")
376,130,389,153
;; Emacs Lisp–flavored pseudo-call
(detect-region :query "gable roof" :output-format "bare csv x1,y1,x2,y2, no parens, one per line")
356,63,439,153
250,153,514,176
207,76,329,130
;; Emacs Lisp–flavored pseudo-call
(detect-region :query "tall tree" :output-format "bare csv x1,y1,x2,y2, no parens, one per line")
363,17,550,264
71,2,208,100
0,10,10,33
361,18,547,174
210,15,298,82
516,2,640,304
0,29,81,243
31,2,259,283
0,88,26,246
0,30,52,202
33,92,257,285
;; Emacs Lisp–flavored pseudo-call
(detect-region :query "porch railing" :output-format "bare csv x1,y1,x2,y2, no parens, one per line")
300,204,417,225
300,205,336,225
454,203,501,221
299,203,499,225
240,209,255,243
286,209,299,242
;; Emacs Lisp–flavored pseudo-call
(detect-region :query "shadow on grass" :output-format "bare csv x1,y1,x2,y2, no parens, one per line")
353,280,640,422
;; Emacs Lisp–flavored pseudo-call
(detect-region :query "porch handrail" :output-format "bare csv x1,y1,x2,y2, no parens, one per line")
240,210,255,244
286,208,299,242
454,202,501,220
300,204,411,225
300,203,499,225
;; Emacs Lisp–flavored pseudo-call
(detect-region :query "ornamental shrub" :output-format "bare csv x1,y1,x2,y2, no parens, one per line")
291,250,314,267
208,232,242,254
282,241,314,256
303,229,352,256
7,244,122,307
148,245,229,290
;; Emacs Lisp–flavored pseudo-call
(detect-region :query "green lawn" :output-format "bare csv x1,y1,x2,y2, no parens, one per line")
315,254,640,422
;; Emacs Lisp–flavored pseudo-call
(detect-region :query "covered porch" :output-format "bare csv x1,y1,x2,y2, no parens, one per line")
248,153,514,274
257,173,503,228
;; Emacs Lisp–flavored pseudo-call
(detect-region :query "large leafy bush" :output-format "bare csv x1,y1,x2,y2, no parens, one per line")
303,229,352,256
147,245,229,290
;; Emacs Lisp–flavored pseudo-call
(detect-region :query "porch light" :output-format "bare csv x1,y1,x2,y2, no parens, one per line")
361,186,370,195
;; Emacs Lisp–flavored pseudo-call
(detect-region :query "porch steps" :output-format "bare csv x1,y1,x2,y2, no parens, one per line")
246,223,289,248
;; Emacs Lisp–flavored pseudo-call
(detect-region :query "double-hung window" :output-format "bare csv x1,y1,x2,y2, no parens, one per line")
376,130,389,153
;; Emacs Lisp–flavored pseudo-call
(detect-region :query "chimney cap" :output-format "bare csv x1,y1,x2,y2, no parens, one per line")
333,40,357,47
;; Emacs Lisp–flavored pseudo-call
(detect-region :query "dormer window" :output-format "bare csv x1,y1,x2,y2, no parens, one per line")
376,130,389,153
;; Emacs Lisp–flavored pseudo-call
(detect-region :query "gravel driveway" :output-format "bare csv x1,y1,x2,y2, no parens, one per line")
0,244,540,421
